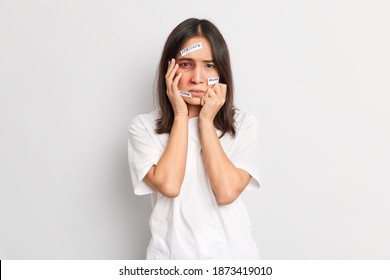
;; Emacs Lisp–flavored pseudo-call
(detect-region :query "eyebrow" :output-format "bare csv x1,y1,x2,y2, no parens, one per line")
176,58,214,63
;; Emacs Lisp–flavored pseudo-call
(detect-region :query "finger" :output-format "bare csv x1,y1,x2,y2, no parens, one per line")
166,65,179,88
172,72,182,88
166,59,178,82
167,58,175,72
206,87,216,98
168,63,179,80
166,58,174,76
212,83,226,94
201,93,209,105
213,83,227,100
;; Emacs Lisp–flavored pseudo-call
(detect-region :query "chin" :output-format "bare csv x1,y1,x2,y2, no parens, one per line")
183,97,202,106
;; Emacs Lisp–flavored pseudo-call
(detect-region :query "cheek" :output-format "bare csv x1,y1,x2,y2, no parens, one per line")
206,71,220,86
177,72,191,87
206,69,220,79
211,69,220,77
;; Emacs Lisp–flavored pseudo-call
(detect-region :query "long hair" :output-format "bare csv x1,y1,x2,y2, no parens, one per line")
155,18,236,137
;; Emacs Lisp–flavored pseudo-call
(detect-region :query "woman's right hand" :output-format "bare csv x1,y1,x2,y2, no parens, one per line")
165,58,188,116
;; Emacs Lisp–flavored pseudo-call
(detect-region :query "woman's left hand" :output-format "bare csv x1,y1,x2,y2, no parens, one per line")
199,83,227,122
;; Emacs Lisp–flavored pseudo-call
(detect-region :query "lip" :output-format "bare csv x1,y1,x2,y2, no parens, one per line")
189,89,206,97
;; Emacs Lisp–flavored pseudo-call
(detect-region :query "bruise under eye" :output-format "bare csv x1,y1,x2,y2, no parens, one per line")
178,61,194,69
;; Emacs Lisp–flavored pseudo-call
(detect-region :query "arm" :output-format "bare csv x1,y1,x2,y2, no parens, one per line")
199,119,251,205
144,115,188,198
199,85,251,205
144,59,189,198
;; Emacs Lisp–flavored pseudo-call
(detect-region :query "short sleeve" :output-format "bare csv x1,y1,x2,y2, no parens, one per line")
229,114,261,190
128,115,162,195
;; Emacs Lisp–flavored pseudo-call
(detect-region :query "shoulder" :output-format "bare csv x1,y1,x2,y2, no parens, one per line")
129,110,160,130
128,110,161,138
234,109,258,132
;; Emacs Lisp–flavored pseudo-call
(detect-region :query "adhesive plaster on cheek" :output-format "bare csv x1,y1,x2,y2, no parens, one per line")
180,91,192,98
180,42,203,57
208,77,219,85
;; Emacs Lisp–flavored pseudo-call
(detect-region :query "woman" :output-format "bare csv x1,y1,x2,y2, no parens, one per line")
128,18,260,259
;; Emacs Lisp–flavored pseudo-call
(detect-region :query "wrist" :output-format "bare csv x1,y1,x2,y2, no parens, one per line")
173,105,188,118
174,114,189,122
199,117,214,129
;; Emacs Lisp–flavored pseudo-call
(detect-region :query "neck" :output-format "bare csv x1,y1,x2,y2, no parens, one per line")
187,104,201,118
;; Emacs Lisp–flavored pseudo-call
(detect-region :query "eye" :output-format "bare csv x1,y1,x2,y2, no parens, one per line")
179,62,193,69
205,63,215,69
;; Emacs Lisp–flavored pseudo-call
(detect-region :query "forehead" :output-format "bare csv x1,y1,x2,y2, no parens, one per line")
178,36,213,59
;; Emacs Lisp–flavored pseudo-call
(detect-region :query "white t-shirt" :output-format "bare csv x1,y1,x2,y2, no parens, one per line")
128,110,261,259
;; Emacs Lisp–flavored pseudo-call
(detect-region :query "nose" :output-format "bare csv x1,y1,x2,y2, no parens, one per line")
191,67,203,84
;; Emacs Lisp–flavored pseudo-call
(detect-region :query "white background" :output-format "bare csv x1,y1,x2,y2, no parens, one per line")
1,0,389,259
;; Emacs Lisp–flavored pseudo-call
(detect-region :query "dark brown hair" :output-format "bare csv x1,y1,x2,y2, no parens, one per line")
155,18,236,137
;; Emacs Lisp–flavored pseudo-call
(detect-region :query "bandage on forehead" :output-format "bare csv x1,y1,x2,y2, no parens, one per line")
208,77,219,85
180,42,203,57
180,91,192,98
